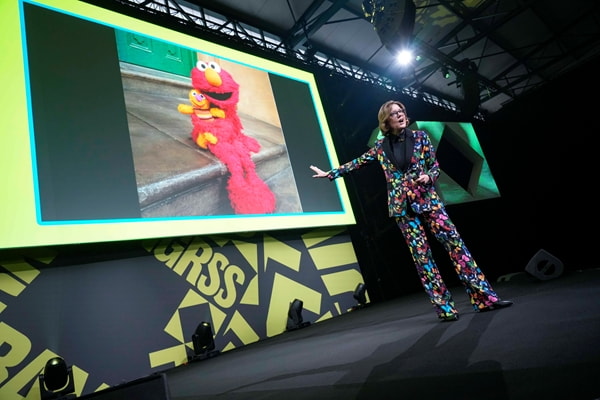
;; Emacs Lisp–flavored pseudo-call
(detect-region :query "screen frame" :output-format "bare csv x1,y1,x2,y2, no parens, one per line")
0,0,355,249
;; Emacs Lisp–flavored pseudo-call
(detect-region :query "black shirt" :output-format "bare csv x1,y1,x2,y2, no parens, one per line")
389,130,414,172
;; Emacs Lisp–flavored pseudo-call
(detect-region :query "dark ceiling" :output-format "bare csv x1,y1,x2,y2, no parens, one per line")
91,0,600,119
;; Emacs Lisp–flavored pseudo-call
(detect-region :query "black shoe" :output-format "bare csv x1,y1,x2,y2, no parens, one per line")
494,300,513,308
479,299,513,312
439,313,459,322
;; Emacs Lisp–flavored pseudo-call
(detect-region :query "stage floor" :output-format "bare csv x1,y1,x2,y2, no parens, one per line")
164,267,600,400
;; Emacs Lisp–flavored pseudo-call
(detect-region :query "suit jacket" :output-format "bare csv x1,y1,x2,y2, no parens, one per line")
328,129,442,217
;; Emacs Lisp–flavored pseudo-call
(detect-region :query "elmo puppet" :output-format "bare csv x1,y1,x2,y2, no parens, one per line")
178,60,276,214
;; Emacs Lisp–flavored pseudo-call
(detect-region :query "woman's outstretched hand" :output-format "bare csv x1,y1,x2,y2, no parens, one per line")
310,165,329,178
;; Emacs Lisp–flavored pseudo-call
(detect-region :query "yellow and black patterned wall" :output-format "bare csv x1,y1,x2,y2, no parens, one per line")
0,226,365,399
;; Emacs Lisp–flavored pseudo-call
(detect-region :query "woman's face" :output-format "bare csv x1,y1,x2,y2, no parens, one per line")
387,104,407,133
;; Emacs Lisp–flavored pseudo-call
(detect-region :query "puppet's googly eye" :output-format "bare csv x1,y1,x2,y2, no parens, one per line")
207,61,221,73
196,61,208,71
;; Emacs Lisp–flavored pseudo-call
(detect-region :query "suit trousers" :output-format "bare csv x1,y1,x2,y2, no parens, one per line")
395,202,500,317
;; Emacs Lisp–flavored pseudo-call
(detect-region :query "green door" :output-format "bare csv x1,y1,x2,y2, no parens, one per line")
115,29,196,77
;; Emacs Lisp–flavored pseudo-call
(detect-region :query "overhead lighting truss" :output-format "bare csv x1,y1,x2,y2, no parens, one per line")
83,0,466,115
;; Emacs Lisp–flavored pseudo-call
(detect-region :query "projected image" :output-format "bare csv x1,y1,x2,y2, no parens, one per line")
116,30,302,217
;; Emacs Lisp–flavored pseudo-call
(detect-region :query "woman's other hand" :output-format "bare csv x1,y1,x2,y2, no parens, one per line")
414,174,430,185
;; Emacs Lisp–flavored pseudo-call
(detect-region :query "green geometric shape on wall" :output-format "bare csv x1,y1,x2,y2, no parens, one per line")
366,121,500,205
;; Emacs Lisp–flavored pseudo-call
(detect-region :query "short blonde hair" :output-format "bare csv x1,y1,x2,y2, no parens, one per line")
378,100,408,136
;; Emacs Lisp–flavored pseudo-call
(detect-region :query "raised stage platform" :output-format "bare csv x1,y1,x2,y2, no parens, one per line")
94,267,600,400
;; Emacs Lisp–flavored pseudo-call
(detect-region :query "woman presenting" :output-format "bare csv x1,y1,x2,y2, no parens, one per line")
310,100,512,321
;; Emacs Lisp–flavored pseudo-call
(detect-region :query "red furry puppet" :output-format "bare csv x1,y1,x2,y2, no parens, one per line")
177,60,276,214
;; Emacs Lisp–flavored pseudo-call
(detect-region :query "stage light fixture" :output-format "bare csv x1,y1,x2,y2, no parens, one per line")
362,0,416,53
458,59,480,116
395,49,415,65
190,321,220,361
441,66,451,79
349,283,369,311
303,43,317,62
38,356,76,400
353,283,367,305
286,298,311,331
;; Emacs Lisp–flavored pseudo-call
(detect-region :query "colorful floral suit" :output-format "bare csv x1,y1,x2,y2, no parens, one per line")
328,129,501,319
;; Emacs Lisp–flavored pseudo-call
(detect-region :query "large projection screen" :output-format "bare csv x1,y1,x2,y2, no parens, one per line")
0,0,355,249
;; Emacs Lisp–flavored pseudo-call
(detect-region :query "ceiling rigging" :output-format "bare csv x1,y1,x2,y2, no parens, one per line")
85,0,600,119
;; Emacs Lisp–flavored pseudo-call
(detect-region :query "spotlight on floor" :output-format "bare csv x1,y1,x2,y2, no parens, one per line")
38,356,76,400
350,283,369,311
286,298,311,331
190,321,220,361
